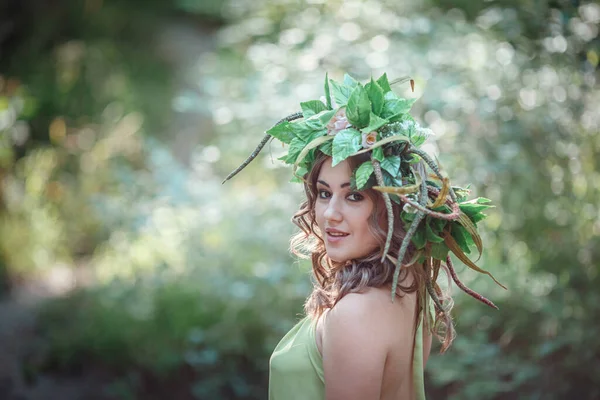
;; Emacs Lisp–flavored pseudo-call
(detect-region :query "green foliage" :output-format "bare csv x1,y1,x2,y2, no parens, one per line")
345,84,371,128
331,128,362,166
354,161,374,190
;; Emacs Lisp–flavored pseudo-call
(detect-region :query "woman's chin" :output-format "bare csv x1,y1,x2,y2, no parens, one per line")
326,252,347,263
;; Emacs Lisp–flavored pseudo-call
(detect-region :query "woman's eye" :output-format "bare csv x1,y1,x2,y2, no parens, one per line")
347,192,364,202
318,190,331,199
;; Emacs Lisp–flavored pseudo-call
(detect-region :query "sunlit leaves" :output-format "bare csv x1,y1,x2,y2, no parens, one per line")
360,112,388,134
381,92,416,121
365,77,385,115
266,121,294,144
328,79,354,107
380,155,401,177
332,128,362,166
355,161,374,190
300,100,327,118
346,84,371,128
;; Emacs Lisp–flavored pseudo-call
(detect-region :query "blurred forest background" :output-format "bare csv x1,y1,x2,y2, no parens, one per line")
0,0,598,399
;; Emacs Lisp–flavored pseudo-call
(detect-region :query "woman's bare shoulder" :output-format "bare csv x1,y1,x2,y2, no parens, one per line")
327,287,417,334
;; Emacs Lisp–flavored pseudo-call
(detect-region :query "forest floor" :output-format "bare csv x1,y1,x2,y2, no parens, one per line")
0,268,111,400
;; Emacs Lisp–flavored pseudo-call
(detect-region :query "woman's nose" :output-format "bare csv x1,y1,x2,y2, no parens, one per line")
324,197,343,222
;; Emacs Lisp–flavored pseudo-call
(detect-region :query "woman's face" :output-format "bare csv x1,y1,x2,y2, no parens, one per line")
314,158,380,263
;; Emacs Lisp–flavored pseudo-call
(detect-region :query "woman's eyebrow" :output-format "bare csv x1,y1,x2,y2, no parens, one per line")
317,180,351,188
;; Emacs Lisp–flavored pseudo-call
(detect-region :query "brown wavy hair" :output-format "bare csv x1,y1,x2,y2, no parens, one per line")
290,151,455,351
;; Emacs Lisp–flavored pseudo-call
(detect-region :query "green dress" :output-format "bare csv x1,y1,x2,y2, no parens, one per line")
268,309,427,400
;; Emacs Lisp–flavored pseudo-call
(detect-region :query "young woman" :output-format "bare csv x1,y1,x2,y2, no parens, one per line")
224,73,504,400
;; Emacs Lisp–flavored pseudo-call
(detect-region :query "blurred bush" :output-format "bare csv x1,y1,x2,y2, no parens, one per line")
1,0,599,399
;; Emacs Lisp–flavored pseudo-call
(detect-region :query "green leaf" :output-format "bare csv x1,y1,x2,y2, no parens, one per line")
410,223,427,250
329,79,354,106
290,121,318,141
411,132,427,147
426,221,445,243
315,109,337,126
380,155,401,177
372,146,384,162
283,137,307,165
408,154,420,164
381,92,416,120
450,224,473,254
266,121,294,144
294,135,332,172
343,74,359,88
355,161,374,190
382,169,403,187
319,140,333,156
376,73,392,93
324,72,332,109
290,166,308,183
365,78,385,115
332,128,362,166
459,203,494,218
346,85,371,128
431,242,450,261
430,218,447,233
301,100,328,118
360,112,388,134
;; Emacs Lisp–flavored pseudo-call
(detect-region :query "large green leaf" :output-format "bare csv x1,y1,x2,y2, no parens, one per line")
343,74,359,88
300,100,328,118
360,112,388,134
355,161,374,190
332,128,362,166
266,121,294,144
329,79,354,106
289,121,318,141
381,92,416,120
365,78,384,115
346,85,371,128
380,155,401,177
460,203,494,216
450,223,474,254
376,73,392,93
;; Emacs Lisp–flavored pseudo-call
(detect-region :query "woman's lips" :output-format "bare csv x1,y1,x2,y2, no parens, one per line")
326,229,349,243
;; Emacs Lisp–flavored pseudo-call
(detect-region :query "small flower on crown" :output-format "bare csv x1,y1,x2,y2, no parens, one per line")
326,108,351,136
361,131,377,148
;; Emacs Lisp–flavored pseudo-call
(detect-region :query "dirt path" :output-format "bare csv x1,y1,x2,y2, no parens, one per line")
0,269,111,400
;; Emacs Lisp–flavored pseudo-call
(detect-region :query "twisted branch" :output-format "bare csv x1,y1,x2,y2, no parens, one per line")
409,146,457,203
372,159,394,263
391,162,428,302
222,112,303,183
446,256,498,310
426,278,445,315
399,195,460,220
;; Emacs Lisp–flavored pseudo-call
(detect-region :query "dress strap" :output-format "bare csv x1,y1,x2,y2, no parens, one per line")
412,294,430,400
